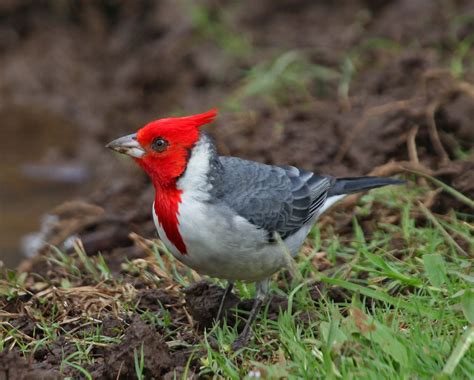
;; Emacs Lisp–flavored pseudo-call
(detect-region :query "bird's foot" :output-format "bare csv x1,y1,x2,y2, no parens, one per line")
231,330,253,351
214,281,234,323
231,279,269,351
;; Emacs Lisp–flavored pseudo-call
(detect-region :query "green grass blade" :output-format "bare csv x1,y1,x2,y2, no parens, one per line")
318,276,440,318
408,170,474,209
441,326,474,376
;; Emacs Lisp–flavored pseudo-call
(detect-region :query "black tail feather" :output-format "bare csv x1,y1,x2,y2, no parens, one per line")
328,176,405,196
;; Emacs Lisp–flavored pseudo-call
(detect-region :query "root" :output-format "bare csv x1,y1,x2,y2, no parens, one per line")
336,70,474,166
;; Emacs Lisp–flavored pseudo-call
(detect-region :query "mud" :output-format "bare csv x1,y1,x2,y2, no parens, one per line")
1,0,473,377
0,351,60,380
101,317,173,379
184,281,243,329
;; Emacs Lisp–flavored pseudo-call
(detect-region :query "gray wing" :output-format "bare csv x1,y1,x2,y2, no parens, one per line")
215,157,331,240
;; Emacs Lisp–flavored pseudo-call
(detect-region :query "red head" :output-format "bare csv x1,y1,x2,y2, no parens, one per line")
106,109,217,255
107,109,217,187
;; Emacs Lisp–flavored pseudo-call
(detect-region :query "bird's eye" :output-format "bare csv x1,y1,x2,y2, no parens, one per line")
151,137,169,152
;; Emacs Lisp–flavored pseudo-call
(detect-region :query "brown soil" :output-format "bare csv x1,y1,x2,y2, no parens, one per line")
101,317,173,379
1,0,473,378
0,351,60,380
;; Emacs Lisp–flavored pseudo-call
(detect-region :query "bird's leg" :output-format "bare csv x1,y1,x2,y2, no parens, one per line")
215,281,234,322
232,279,270,351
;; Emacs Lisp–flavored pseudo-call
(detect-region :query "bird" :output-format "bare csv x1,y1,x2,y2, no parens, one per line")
106,109,404,349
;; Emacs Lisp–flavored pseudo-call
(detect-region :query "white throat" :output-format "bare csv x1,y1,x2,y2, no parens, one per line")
176,135,213,200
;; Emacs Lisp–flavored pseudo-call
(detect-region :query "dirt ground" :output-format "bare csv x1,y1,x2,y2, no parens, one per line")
1,0,473,378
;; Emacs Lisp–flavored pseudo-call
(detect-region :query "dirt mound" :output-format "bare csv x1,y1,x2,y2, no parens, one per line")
0,351,60,380
101,318,173,379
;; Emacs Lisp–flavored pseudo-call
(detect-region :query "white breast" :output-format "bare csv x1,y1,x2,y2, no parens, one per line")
151,135,345,282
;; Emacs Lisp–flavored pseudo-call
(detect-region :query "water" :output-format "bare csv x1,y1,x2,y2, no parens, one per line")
0,105,90,268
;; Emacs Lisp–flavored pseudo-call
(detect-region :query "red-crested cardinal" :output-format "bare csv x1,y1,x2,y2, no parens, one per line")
106,109,404,348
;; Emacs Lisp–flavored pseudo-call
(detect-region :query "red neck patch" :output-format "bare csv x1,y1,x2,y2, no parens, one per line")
132,109,218,254
135,158,188,255
153,183,187,255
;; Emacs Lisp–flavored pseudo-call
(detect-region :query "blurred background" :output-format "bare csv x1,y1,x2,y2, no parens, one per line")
1,0,473,268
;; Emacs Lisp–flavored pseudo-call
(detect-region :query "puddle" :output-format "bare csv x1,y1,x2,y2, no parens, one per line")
0,105,91,268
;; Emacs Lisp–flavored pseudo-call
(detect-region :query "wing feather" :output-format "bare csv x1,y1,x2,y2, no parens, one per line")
216,157,331,240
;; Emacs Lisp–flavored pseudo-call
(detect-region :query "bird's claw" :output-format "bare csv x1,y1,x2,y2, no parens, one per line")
231,330,252,351
215,281,234,323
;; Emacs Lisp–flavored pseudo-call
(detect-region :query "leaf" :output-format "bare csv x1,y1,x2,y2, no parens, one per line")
350,307,376,334
320,320,347,353
60,278,71,289
17,272,28,286
0,285,11,296
461,289,474,324
452,272,474,284
349,307,409,365
352,218,366,245
370,322,409,366
362,250,422,286
423,254,447,288
319,276,440,318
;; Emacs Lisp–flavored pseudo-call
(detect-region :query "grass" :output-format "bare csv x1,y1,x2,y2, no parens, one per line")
221,37,403,112
0,182,472,378
227,50,340,110
195,186,473,379
1,1,472,378
188,2,253,59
